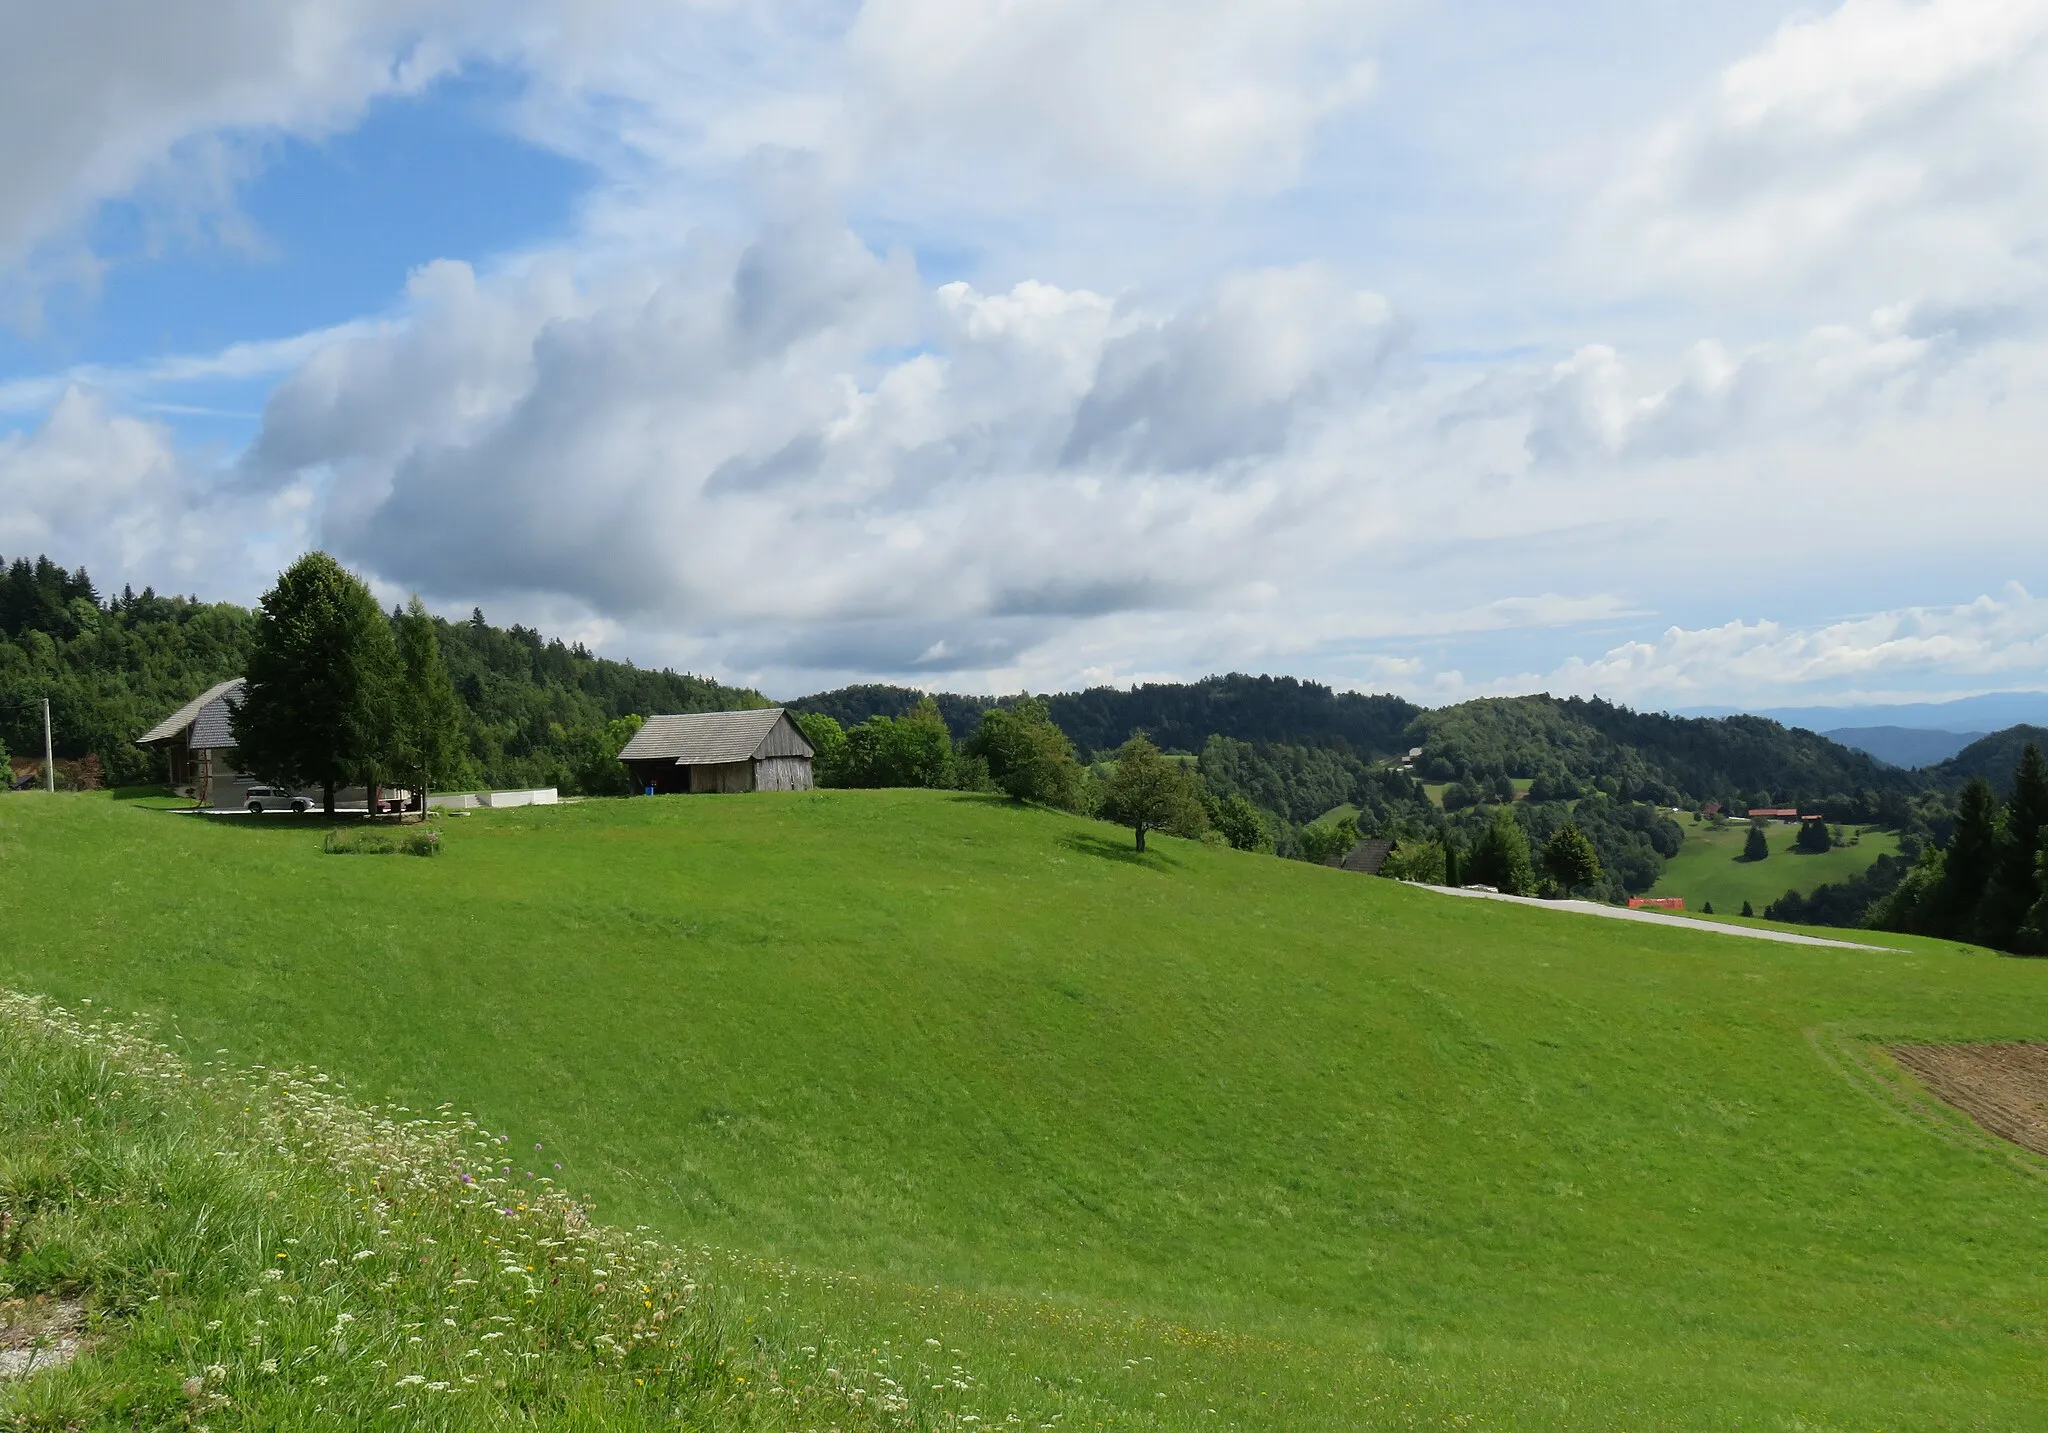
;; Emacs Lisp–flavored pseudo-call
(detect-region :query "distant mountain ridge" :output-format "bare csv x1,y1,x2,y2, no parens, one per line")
1682,691,2048,734
1822,726,1987,769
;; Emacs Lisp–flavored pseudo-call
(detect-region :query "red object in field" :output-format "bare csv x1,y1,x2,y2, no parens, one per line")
1748,807,1799,819
1628,897,1686,911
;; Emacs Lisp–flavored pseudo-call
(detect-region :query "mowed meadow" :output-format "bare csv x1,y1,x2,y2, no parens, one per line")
1649,820,1903,915
5,791,2048,1428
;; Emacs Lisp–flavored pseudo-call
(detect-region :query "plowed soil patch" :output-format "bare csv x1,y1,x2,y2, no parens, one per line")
1890,1043,2048,1157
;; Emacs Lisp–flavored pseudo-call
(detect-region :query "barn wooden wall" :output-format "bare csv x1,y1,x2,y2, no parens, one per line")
756,715,814,759
753,755,812,791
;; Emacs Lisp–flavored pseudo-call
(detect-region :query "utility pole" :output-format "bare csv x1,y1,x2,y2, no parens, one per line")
42,697,55,792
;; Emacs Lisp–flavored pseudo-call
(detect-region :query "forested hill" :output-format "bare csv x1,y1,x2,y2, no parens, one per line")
0,554,763,789
8,547,1927,816
1408,695,1920,810
796,681,1917,809
792,675,1422,758
1924,726,2048,795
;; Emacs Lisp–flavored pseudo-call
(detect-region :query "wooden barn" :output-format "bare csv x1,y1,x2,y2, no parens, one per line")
136,677,245,805
617,708,815,794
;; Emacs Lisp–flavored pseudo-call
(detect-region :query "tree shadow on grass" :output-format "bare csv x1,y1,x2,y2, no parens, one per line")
1057,829,1185,871
185,810,399,844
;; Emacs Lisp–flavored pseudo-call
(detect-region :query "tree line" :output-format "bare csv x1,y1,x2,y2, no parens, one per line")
791,698,1222,852
1864,745,2048,953
11,546,2010,918
0,550,759,795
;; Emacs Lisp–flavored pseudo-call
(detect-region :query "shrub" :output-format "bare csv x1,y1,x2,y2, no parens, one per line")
1206,794,1274,852
1380,837,1447,885
323,826,440,857
1293,816,1360,866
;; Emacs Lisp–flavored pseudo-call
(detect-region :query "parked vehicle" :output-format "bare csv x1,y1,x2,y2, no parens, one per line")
243,786,311,815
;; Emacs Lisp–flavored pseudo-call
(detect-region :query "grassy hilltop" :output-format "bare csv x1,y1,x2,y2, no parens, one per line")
1649,821,1903,913
4,790,2048,1428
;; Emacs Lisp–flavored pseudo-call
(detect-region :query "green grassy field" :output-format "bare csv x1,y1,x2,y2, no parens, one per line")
1416,778,1532,811
3,790,2045,1428
1648,820,1901,914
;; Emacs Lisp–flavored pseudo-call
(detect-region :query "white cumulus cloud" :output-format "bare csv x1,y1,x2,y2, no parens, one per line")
1598,0,2048,308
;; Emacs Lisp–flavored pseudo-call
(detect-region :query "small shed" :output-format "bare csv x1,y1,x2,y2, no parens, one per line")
137,677,245,804
618,708,814,794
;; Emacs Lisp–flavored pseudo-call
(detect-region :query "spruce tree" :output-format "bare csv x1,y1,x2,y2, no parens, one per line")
1467,805,1536,895
1743,823,1770,861
231,553,399,815
393,597,467,810
1540,822,1603,897
1938,778,2001,940
1981,745,2048,950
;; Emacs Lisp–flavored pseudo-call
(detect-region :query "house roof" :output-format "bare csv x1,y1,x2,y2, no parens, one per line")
1340,837,1396,875
616,708,811,766
137,678,245,748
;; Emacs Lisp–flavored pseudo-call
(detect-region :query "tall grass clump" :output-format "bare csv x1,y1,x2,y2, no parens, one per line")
0,991,956,1430
322,827,439,857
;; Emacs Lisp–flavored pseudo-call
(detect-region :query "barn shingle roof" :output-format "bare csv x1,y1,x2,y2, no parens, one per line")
616,708,808,765
137,678,244,748
1339,837,1395,875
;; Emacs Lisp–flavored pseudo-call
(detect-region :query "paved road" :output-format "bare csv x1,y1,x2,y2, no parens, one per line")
1422,883,1901,950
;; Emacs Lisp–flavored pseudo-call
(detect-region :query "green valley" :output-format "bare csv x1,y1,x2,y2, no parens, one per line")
1649,821,1903,914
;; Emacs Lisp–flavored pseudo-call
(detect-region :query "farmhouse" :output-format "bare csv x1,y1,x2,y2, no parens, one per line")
136,677,245,806
618,708,814,794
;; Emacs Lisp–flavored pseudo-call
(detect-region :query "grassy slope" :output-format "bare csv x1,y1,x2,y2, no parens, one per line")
1650,821,1902,913
0,993,911,1432
3,791,2046,1428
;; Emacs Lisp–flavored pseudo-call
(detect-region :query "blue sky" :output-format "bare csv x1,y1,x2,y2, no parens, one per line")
3,0,2046,707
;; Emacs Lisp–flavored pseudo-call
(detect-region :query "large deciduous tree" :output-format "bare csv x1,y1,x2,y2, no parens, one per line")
231,553,398,815
1101,733,1205,852
842,697,956,788
965,698,1084,809
792,712,849,787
